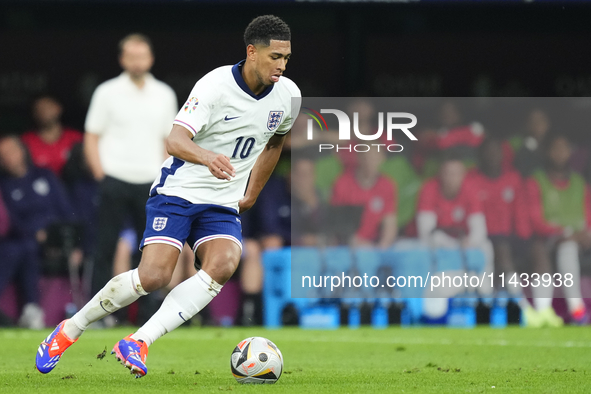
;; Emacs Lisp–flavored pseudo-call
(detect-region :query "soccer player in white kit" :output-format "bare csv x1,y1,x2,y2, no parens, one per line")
35,15,301,378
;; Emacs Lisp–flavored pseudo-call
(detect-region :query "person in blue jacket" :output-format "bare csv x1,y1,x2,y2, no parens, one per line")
0,135,78,329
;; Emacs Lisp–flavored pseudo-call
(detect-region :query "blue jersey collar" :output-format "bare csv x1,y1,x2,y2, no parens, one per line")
232,60,274,100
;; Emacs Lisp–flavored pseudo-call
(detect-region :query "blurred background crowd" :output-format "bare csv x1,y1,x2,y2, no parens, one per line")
286,97,591,328
2,1,591,329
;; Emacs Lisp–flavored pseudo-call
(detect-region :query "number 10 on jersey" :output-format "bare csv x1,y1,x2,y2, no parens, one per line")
232,137,255,159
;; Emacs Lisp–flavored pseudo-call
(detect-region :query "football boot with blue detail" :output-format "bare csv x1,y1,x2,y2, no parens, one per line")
35,320,77,373
112,334,149,378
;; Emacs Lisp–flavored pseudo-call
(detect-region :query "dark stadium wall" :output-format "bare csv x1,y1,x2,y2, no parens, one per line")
2,2,591,137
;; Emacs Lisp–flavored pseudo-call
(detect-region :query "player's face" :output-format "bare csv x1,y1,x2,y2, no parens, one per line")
252,40,291,86
119,41,154,79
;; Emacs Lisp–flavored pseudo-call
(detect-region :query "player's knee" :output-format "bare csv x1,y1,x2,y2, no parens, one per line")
137,245,180,292
138,265,173,292
203,250,240,285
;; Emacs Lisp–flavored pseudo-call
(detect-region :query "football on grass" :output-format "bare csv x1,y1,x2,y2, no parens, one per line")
230,337,283,384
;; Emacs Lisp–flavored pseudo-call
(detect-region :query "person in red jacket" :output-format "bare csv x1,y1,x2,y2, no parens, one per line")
502,108,550,177
417,154,493,299
436,100,485,154
526,135,590,326
470,138,534,315
417,156,486,247
21,96,83,178
413,100,485,178
331,147,397,248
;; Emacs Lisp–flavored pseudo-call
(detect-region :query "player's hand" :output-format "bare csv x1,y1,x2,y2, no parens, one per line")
206,153,235,180
239,196,256,213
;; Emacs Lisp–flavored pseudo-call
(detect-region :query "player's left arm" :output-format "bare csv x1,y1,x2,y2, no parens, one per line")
239,133,287,213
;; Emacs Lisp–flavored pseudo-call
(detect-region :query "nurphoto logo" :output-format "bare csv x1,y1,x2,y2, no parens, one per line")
302,106,418,153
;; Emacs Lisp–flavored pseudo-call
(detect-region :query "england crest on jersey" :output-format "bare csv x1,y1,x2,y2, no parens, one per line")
267,111,284,131
153,217,168,231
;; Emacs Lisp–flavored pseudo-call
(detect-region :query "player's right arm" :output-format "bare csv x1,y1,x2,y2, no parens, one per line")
166,125,235,181
170,74,236,180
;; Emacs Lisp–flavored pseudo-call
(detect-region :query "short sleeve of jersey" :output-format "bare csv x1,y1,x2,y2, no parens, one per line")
85,85,108,135
275,82,301,135
173,78,216,137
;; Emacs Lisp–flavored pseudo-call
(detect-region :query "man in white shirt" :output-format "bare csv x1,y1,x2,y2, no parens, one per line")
36,15,300,379
82,33,177,312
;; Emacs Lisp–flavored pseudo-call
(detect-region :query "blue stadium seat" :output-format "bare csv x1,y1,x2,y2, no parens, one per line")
322,246,353,298
322,246,352,275
262,246,490,329
386,244,431,324
354,248,383,276
434,248,464,272
464,248,486,273
262,248,292,328
390,246,431,299
291,247,323,299
354,248,383,300
263,247,323,328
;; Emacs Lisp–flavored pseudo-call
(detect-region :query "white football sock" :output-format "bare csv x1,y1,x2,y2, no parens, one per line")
556,240,584,312
64,269,148,339
132,270,222,346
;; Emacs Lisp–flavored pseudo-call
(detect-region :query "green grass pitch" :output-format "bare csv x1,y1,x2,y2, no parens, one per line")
1,326,590,393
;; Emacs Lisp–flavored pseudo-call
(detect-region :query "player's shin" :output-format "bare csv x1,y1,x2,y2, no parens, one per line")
64,269,148,339
132,270,222,346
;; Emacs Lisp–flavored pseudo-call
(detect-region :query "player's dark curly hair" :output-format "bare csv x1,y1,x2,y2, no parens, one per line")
243,15,291,47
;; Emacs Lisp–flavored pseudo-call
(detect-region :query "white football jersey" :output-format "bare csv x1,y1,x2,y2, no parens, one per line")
150,60,301,211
